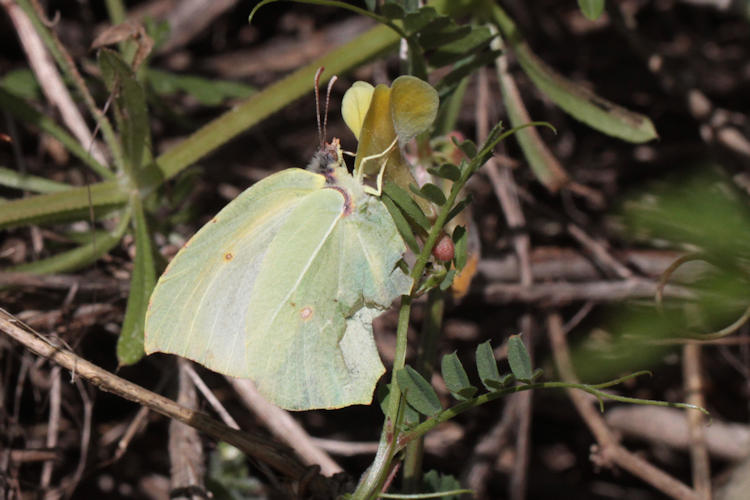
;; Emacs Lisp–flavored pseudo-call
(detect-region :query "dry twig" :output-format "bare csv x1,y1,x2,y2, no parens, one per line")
168,359,206,500
226,378,343,477
0,308,334,497
683,344,712,499
546,312,701,500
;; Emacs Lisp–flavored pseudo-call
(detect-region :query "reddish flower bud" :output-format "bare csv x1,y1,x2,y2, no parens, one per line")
432,233,455,262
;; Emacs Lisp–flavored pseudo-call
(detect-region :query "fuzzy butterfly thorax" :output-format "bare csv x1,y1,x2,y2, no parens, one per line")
306,138,343,180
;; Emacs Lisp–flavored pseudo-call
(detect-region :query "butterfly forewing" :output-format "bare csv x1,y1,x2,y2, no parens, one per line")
145,170,326,376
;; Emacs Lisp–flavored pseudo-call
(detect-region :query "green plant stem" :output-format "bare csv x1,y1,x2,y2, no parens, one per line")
355,139,475,499
379,490,474,499
402,288,445,493
104,0,126,24
15,0,125,175
354,297,413,499
399,380,708,450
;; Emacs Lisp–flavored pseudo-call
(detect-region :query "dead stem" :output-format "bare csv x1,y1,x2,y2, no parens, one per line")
0,308,330,495
546,311,701,500
683,344,712,499
226,377,343,477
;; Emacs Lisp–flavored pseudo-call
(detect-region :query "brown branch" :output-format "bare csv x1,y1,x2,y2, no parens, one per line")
484,278,695,305
0,272,128,294
546,312,701,500
567,224,633,280
606,406,749,461
683,344,712,499
40,365,60,491
168,359,206,500
0,307,333,497
226,378,343,477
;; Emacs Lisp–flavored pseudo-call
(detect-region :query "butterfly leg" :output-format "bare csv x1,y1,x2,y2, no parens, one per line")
359,137,399,197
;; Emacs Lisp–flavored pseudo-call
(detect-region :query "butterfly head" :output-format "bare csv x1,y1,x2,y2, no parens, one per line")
307,137,345,184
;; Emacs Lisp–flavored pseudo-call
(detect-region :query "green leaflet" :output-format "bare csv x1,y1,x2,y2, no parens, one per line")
507,334,533,382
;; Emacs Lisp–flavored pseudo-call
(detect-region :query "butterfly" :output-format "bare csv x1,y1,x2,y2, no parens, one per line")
144,71,438,410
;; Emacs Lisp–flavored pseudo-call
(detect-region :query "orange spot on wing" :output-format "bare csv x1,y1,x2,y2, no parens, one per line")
300,306,313,321
224,252,233,261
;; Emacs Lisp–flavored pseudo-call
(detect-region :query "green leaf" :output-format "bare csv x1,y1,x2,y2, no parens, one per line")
452,226,467,270
397,366,442,416
403,6,438,34
118,198,156,365
508,334,533,381
491,5,657,143
484,373,515,390
1,69,40,100
439,269,457,291
147,69,255,106
98,49,151,174
383,181,431,232
496,41,569,192
410,182,446,206
381,1,405,19
452,137,477,160
382,195,421,254
8,209,130,274
0,181,128,229
427,163,461,182
578,0,605,20
0,167,72,194
430,26,495,67
441,352,477,400
378,383,419,425
445,195,472,225
415,268,448,296
436,50,502,99
475,340,502,391
419,23,470,51
421,470,464,500
402,0,419,13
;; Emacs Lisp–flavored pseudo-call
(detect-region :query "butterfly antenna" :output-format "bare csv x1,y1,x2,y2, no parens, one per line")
323,75,338,144
314,67,325,147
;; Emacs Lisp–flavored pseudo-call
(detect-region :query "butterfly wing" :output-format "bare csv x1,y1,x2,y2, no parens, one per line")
144,169,326,381
145,167,410,410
